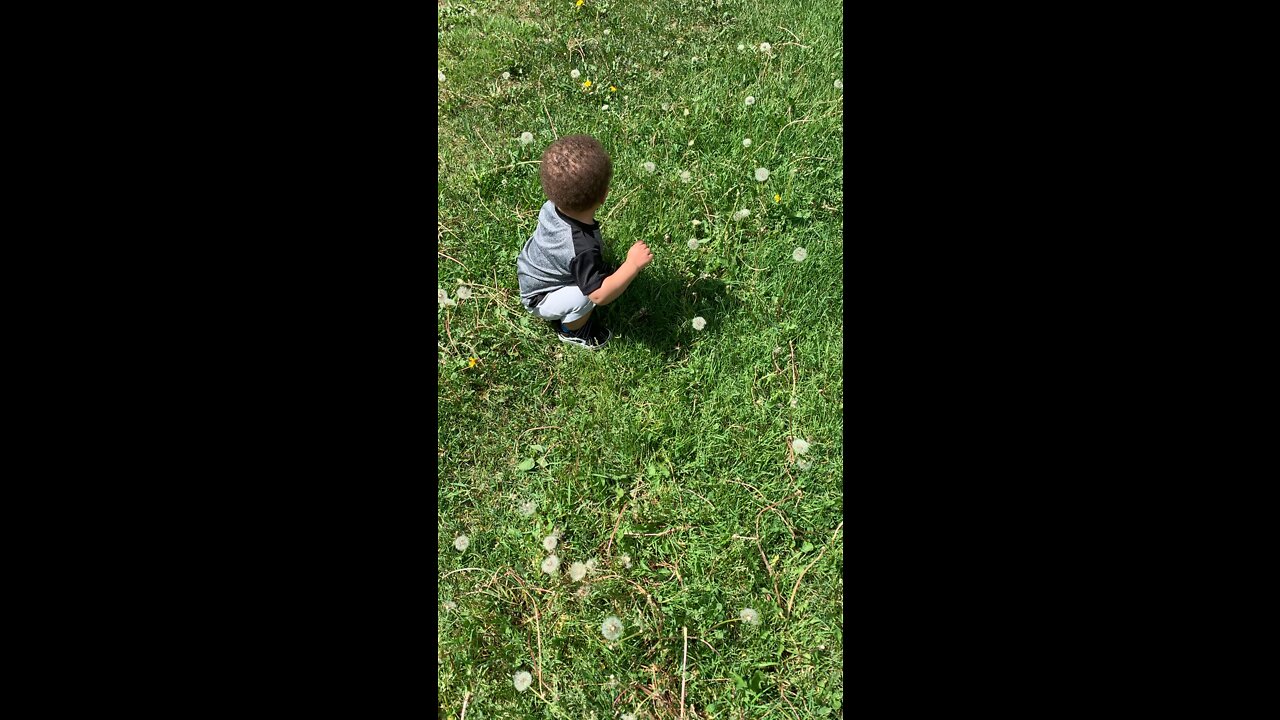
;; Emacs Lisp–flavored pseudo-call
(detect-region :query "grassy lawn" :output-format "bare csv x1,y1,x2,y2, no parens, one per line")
438,1,843,717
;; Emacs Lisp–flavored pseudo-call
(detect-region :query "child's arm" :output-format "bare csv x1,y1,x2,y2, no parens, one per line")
588,241,653,305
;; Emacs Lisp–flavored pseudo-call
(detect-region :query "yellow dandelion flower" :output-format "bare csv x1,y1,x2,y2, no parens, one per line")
577,0,584,5
582,79,592,88
610,85,617,92
774,193,781,203
468,357,477,368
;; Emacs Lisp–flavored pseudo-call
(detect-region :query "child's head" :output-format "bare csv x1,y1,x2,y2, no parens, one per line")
539,134,612,213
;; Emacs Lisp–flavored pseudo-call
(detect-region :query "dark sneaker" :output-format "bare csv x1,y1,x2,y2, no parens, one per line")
558,317,610,350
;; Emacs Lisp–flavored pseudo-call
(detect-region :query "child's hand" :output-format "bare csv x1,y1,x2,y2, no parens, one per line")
626,241,654,270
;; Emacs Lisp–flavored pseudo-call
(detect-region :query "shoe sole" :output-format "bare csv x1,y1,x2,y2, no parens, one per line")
558,333,603,350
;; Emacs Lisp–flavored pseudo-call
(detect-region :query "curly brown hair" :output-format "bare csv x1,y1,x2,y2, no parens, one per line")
539,134,612,213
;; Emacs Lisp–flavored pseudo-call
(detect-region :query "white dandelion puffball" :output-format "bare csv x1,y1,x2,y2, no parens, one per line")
692,316,707,331
744,95,756,106
502,71,510,80
683,108,690,116
691,219,702,226
759,42,772,54
688,238,699,250
834,79,843,90
543,534,558,551
585,558,597,572
541,555,560,574
513,671,532,692
742,138,752,148
519,131,534,146
797,459,813,471
737,43,745,51
755,167,770,182
442,600,457,611
570,69,581,79
438,70,446,82
518,499,537,516
604,28,610,35
687,139,695,146
792,438,811,455
733,209,750,221
643,161,656,174
601,615,624,641
680,170,691,183
793,247,808,262
740,607,761,626
455,286,472,300
619,553,633,568
568,561,588,582
438,288,456,308
602,104,610,110
454,535,469,552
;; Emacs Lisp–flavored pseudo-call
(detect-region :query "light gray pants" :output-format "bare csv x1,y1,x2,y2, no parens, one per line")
524,285,597,323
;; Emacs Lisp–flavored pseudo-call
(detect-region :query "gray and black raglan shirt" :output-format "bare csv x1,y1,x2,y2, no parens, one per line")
517,200,614,308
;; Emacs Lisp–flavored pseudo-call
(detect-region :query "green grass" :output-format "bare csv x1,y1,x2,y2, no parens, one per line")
438,1,843,717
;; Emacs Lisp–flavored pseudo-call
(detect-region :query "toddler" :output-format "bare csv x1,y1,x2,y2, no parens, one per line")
517,134,653,349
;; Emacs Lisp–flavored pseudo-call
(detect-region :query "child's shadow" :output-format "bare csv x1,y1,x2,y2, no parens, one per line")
605,264,740,359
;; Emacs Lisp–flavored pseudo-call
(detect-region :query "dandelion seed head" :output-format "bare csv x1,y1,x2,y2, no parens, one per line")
755,167,770,182
456,286,472,300
732,209,750,221
759,42,772,53
692,316,707,331
442,600,457,611
680,170,691,183
797,459,813,471
687,139,695,146
793,247,808,262
737,43,745,51
688,238,699,250
438,288,456,308
585,558,597,572
602,104,610,110
834,79,843,90
438,70,446,82
513,670,532,692
603,28,610,35
740,607,761,626
619,553,633,568
791,438,811,454
454,535,469,552
744,95,755,106
683,108,690,116
575,584,591,599
568,561,588,582
571,69,581,79
519,131,534,146
691,220,701,226
502,71,510,80
601,615,624,641
742,138,752,147
543,535,558,551
643,161,655,173
518,499,537,516
541,554,560,574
